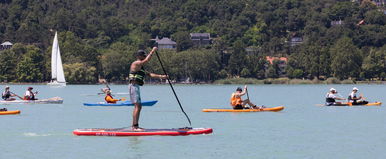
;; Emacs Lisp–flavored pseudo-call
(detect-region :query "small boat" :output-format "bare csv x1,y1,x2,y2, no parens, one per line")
47,32,66,87
324,102,382,106
202,106,285,112
0,110,20,115
0,97,63,104
83,100,157,106
73,127,213,136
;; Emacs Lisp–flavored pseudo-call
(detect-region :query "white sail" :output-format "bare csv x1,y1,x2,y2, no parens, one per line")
56,44,65,83
48,32,66,86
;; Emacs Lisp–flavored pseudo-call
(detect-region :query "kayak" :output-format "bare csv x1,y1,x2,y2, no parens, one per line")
202,106,285,112
83,100,158,106
0,110,21,115
325,102,382,106
0,97,63,104
73,127,213,136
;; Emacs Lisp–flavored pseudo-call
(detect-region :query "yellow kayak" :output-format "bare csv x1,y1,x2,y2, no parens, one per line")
0,110,21,115
202,106,284,112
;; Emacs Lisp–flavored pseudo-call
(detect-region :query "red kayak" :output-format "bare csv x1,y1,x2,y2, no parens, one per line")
73,127,213,136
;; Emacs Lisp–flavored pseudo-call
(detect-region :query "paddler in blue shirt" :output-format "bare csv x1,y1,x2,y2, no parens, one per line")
129,47,167,131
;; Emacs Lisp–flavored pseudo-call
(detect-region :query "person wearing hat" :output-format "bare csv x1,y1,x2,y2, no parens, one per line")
128,47,168,131
105,90,122,104
99,81,111,94
325,88,345,106
2,86,17,101
230,85,261,109
24,87,38,100
348,87,368,105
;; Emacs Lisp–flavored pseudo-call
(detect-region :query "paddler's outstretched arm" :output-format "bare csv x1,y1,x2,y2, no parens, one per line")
138,47,157,65
149,73,168,79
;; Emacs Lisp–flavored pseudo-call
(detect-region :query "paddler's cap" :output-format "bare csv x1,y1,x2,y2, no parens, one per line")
330,88,336,92
5,86,9,89
28,87,33,90
353,87,358,91
136,50,147,57
236,87,242,92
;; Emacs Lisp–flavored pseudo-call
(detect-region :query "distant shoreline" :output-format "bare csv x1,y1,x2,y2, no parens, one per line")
0,78,385,85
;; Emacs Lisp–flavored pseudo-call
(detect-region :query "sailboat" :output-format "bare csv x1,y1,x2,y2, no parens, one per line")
48,32,66,86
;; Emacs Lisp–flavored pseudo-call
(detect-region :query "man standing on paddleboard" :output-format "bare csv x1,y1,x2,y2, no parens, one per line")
129,47,167,130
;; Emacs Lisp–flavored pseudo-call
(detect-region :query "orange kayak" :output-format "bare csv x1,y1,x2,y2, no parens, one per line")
202,106,284,112
0,110,21,115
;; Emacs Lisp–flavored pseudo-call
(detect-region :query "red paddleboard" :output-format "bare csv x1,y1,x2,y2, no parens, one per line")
73,127,213,136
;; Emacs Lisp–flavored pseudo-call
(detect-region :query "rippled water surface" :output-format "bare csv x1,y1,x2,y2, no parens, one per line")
1,84,385,159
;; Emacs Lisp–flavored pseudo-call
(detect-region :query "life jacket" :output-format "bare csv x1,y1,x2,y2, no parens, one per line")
105,94,118,103
2,91,11,100
129,67,146,86
24,91,35,100
230,93,242,106
347,92,358,103
325,93,335,103
348,92,357,103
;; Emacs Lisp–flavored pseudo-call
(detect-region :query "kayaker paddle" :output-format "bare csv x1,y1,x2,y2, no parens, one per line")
246,87,250,101
10,92,23,100
154,50,192,126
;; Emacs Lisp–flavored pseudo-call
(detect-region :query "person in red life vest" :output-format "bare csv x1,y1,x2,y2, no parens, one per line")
230,85,264,110
105,90,121,104
24,87,38,100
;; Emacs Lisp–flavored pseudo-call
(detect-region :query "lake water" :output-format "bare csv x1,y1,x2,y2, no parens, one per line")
0,84,385,159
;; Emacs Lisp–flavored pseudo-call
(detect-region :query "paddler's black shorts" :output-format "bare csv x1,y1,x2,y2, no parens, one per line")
233,105,243,110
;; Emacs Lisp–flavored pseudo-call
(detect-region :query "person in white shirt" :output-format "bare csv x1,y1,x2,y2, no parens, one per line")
348,87,368,105
24,87,38,100
325,88,345,106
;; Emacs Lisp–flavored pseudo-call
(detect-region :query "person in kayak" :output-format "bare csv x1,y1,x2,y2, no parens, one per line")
2,86,17,101
24,87,38,100
129,47,167,131
230,85,263,109
0,108,7,111
325,88,345,106
105,90,122,104
348,87,368,105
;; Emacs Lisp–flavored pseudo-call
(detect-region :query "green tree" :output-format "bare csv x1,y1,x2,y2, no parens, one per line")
63,63,97,83
227,40,247,76
0,50,17,82
361,46,386,79
16,45,45,82
330,37,362,79
101,42,135,81
172,31,193,52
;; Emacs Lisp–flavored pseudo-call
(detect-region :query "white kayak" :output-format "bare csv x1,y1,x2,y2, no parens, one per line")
0,97,63,104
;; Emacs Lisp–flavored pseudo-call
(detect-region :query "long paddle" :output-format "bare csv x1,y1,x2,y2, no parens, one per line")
10,92,23,100
246,87,250,101
154,50,192,126
98,82,112,95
